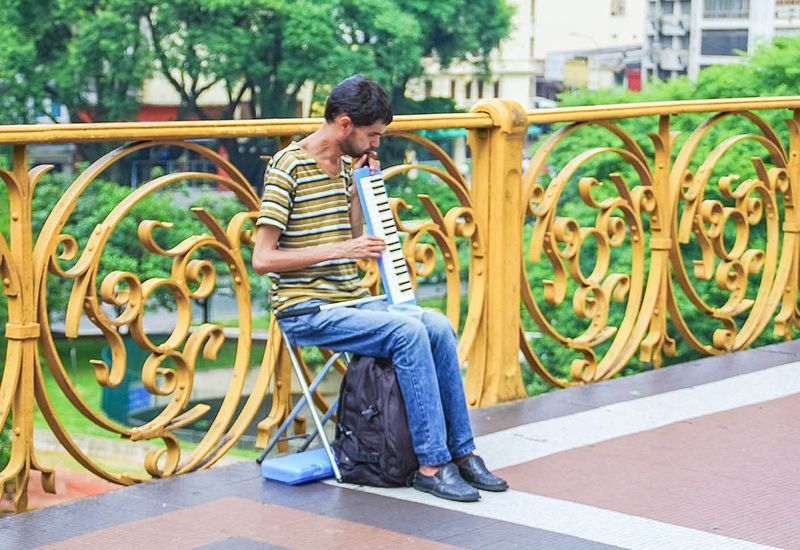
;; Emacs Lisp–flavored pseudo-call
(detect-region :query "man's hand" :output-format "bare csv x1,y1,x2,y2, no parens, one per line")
354,151,380,174
335,235,386,259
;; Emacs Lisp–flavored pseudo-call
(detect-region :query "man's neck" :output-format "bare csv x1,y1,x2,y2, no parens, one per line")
298,125,344,177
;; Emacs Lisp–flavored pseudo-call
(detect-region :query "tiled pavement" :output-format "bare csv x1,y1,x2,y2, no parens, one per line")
4,340,800,549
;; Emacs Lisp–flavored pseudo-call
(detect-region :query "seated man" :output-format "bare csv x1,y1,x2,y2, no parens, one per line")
252,75,507,502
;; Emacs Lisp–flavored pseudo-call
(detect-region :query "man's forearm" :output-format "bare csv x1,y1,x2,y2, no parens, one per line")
253,241,342,274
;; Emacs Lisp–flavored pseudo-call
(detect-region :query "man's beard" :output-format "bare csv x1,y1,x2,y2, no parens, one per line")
341,136,370,158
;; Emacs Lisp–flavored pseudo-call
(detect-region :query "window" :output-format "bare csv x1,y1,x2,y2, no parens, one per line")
477,80,485,98
424,80,433,98
703,0,749,18
493,81,500,98
450,79,456,98
776,0,800,18
465,81,472,99
700,29,749,55
611,0,625,16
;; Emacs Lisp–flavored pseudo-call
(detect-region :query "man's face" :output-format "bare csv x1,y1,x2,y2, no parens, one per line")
339,118,387,158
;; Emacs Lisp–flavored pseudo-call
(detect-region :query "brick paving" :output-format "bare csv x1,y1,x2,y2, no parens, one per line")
3,339,800,549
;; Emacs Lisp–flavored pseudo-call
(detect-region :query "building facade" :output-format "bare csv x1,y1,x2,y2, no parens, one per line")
408,0,536,110
410,0,648,107
644,0,800,81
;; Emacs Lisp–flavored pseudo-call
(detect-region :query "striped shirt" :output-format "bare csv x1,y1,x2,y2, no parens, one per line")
256,142,369,311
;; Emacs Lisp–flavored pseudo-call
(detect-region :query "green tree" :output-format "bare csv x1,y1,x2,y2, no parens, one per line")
1,0,513,183
387,0,514,104
139,0,510,179
0,0,152,124
0,1,52,122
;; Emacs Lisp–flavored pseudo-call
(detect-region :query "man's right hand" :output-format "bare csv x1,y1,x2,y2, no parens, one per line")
336,235,387,259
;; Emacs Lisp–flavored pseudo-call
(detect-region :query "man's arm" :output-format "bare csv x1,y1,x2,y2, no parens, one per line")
349,188,365,238
252,224,386,275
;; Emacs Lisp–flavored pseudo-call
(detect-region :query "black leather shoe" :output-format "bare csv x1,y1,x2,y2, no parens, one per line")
457,455,508,492
412,463,480,502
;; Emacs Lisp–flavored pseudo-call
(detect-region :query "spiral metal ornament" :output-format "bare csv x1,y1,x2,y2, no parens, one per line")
520,122,660,386
667,112,798,354
30,140,267,483
378,132,485,360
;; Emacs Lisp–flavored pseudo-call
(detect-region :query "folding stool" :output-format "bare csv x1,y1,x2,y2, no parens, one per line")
255,295,386,483
256,331,346,482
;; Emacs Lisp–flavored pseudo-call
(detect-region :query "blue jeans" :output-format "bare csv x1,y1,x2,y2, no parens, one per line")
277,299,476,466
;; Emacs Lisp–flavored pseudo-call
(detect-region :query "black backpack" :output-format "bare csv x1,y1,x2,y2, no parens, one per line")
332,355,419,487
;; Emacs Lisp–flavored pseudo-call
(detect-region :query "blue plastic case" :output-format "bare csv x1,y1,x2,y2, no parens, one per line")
260,447,335,485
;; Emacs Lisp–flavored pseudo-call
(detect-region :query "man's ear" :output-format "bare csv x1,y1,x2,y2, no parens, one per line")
336,114,353,135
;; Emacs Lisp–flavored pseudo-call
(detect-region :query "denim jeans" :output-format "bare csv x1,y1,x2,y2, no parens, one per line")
277,299,476,466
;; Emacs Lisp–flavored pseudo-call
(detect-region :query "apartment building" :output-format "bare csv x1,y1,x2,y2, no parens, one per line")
644,0,800,81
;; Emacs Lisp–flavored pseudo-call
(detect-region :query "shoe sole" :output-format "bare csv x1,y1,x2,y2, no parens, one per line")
413,484,480,502
467,482,509,492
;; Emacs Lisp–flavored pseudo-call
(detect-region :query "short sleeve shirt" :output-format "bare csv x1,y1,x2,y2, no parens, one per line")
257,142,369,311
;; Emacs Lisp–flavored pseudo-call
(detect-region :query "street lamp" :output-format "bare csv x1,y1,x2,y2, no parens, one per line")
569,32,601,49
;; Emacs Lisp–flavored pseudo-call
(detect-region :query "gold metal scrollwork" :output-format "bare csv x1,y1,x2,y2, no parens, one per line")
667,112,798,353
2,100,800,511
520,122,659,385
28,140,268,486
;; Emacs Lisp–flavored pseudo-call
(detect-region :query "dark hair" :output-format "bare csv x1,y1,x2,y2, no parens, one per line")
324,75,393,126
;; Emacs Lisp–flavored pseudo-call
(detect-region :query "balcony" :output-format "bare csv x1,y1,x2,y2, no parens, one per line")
1,97,800,545
660,14,690,36
703,0,750,19
656,47,688,71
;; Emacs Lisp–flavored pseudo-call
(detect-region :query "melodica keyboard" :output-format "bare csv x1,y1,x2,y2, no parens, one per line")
353,166,416,305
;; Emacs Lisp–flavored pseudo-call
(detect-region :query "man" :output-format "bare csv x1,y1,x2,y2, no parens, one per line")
252,75,507,502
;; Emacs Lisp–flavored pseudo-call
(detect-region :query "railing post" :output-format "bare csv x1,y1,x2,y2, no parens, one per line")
465,99,528,407
0,146,54,511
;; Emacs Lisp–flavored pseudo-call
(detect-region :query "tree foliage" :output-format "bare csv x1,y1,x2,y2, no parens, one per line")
0,0,512,182
141,0,512,179
0,0,151,124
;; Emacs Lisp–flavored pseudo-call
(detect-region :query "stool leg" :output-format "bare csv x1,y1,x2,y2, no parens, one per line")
256,350,340,463
281,332,342,482
298,396,339,452
296,352,350,453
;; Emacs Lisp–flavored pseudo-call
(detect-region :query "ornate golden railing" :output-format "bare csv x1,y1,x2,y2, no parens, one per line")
1,97,799,511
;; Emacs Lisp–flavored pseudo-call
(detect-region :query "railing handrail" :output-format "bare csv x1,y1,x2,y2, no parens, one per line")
0,112,495,145
525,95,800,124
4,96,800,145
